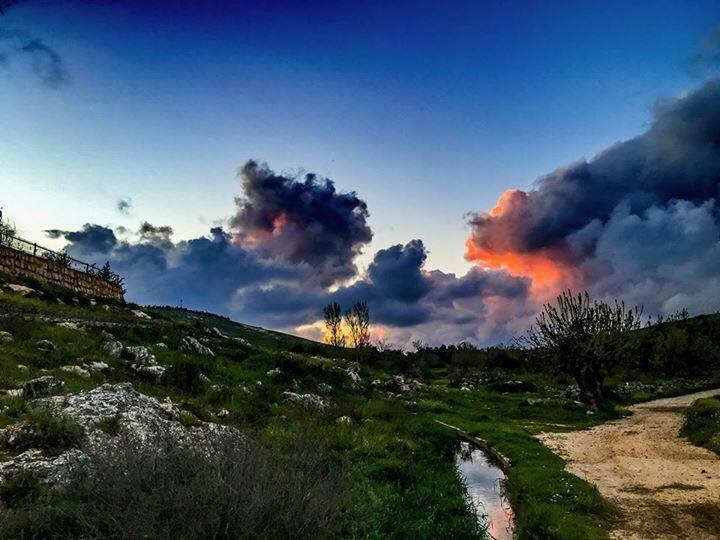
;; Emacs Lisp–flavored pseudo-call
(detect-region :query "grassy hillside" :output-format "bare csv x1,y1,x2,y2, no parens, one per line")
0,276,718,538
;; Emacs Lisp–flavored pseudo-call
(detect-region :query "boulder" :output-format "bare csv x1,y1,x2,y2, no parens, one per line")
282,391,329,409
88,361,109,372
22,376,65,397
101,340,124,358
210,327,228,339
154,342,168,349
182,336,215,357
124,346,156,365
5,284,37,296
266,368,283,377
35,340,56,352
0,384,246,485
131,310,152,319
0,331,13,343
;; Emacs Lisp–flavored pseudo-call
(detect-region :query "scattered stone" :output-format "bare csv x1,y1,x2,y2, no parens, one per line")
134,365,166,378
317,382,333,395
345,362,362,385
5,284,37,296
198,373,212,385
16,364,28,371
233,337,251,347
524,398,544,406
131,310,152,319
0,383,246,485
217,409,230,419
0,331,13,343
101,340,124,358
282,391,329,409
22,376,64,397
56,322,83,331
60,365,91,379
336,416,352,424
35,340,56,352
182,336,215,357
154,342,168,349
266,368,283,377
373,375,424,394
88,361,109,372
100,304,110,311
89,299,97,307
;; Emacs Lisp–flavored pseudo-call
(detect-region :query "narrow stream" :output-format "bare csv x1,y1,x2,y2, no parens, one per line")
455,441,515,540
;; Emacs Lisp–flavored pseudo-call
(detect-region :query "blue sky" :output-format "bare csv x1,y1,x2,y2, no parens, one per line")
2,0,718,277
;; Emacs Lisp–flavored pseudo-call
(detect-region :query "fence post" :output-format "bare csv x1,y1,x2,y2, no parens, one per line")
33,243,37,256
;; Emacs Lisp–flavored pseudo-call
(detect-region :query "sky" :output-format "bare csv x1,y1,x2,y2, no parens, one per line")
2,0,720,346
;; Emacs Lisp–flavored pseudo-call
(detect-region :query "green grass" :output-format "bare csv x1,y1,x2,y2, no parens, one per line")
682,395,720,455
2,288,719,538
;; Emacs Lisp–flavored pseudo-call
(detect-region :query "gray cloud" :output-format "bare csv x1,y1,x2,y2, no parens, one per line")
231,160,373,286
117,199,131,215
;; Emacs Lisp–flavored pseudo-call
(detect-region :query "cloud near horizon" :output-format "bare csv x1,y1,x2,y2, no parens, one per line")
49,79,720,345
466,77,720,317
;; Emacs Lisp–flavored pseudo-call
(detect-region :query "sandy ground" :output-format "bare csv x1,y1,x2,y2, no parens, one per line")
538,389,720,539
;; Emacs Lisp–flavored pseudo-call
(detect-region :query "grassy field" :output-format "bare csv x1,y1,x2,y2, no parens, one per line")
0,281,718,538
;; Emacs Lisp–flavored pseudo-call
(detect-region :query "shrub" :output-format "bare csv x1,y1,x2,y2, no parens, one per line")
8,405,84,455
682,396,720,454
0,434,345,539
0,470,42,508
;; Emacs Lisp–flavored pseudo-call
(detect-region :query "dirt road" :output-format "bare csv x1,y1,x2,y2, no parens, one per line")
538,389,720,539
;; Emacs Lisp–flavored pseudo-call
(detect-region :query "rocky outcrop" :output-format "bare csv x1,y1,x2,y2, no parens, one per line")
0,383,245,484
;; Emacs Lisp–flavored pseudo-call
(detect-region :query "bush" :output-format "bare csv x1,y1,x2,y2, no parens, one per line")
682,396,720,454
0,435,345,539
7,405,84,455
0,470,42,508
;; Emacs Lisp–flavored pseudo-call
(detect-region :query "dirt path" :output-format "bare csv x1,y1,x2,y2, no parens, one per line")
538,389,720,539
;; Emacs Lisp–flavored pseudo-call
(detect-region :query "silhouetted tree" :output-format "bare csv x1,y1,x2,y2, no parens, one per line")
527,290,642,407
323,302,345,347
344,301,370,350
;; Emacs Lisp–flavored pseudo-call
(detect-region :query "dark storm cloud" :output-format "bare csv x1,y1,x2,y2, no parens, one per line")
469,78,720,256
45,224,118,256
234,239,531,343
231,160,373,285
51,223,296,314
467,77,720,319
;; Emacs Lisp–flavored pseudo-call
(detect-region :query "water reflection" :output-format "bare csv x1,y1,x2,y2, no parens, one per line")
455,441,515,540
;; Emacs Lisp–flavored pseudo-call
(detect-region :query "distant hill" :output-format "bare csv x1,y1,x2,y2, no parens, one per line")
145,305,330,352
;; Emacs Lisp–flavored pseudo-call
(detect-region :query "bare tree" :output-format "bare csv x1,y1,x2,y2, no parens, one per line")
527,290,642,407
323,302,345,347
344,301,370,350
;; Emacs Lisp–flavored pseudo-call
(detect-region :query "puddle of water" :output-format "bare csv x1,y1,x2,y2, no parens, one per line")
455,441,515,540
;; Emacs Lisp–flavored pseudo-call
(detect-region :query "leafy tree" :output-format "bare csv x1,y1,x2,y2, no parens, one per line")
344,301,370,350
323,302,345,347
527,290,642,407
